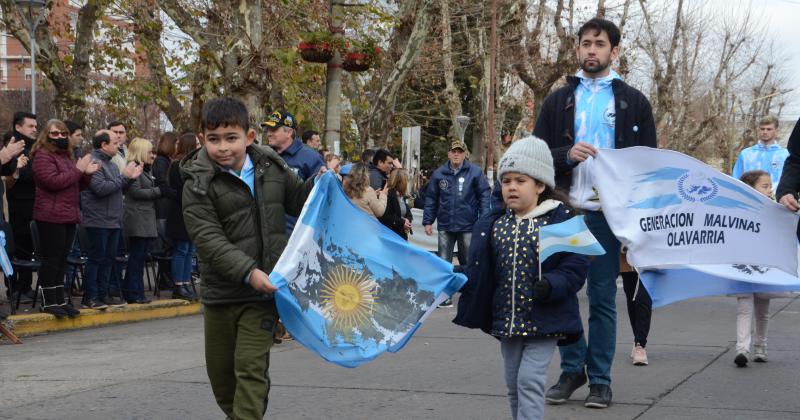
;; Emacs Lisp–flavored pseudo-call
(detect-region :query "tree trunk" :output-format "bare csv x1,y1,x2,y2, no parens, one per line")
439,0,462,140
132,0,191,132
365,0,434,148
0,0,106,124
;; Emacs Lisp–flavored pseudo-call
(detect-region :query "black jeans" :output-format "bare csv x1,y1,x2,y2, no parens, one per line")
621,271,652,347
37,222,76,289
9,199,34,292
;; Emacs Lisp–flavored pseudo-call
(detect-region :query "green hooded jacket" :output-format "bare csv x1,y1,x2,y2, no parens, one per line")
181,144,313,306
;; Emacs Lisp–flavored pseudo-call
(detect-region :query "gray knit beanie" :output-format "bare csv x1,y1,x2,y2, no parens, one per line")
497,136,555,188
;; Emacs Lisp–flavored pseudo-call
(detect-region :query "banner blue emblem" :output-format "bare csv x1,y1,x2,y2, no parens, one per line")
270,172,467,367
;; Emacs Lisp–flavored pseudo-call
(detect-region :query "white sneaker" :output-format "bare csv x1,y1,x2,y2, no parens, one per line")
753,345,768,363
632,345,648,366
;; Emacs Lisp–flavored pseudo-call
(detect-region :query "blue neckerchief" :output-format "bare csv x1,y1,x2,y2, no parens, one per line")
227,154,255,197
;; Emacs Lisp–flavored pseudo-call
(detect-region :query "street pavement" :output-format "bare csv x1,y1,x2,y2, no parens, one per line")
2,286,800,419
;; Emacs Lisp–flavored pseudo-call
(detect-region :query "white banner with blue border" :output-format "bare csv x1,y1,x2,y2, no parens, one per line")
591,147,799,276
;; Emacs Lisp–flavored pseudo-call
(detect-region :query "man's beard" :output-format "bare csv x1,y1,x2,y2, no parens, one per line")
581,59,610,74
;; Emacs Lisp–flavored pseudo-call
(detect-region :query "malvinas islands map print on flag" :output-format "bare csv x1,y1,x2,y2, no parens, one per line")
270,172,467,368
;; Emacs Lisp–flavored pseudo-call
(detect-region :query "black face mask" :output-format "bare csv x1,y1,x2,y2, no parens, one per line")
49,137,70,150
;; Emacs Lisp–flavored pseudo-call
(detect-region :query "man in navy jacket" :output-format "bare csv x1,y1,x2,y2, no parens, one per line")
535,18,656,409
262,110,324,181
423,140,491,307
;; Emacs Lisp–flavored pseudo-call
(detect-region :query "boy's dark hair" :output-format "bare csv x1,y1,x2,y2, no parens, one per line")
361,148,375,163
13,111,36,127
92,132,112,149
201,97,250,132
372,149,393,166
577,18,621,48
107,120,127,130
739,170,770,188
302,130,319,143
65,120,83,135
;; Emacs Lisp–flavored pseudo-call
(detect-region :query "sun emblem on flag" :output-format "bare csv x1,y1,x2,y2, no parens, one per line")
320,265,378,338
569,237,579,246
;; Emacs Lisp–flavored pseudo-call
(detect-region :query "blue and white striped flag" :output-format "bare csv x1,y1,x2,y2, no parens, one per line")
539,215,605,262
270,172,467,368
0,231,13,277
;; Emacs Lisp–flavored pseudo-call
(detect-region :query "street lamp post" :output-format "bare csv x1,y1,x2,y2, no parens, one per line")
15,0,46,115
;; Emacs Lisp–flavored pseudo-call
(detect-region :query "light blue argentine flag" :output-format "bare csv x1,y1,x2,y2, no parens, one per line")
640,263,800,308
0,231,13,276
539,215,605,262
270,172,467,368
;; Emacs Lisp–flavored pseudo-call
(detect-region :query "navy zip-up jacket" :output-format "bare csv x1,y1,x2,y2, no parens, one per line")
453,202,590,345
422,159,491,232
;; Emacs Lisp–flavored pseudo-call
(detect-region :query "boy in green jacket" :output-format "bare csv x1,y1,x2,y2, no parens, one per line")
182,97,314,419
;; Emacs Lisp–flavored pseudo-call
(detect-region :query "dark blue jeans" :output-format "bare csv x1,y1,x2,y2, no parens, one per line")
111,233,126,295
84,228,120,302
558,211,621,385
171,240,196,283
437,231,472,265
122,237,152,301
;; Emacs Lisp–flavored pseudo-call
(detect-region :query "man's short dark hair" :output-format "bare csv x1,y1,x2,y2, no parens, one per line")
107,120,127,130
65,120,83,135
302,130,319,143
92,132,111,149
577,18,621,48
372,149,393,166
201,97,250,132
361,148,375,163
13,111,36,127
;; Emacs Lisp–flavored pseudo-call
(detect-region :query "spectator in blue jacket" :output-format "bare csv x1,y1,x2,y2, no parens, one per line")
423,140,491,306
262,110,324,181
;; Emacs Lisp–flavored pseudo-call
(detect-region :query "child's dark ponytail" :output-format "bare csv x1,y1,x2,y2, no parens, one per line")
537,184,578,214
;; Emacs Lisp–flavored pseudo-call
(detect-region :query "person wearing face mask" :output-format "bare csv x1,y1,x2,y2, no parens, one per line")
31,119,101,317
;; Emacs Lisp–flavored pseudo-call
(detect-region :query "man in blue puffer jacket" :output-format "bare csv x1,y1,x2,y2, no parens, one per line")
423,140,491,307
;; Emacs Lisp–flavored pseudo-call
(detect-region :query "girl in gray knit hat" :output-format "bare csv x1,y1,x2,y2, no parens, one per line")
454,136,591,420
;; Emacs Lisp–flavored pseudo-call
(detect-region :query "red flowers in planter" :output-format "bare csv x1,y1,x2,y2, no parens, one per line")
298,42,333,63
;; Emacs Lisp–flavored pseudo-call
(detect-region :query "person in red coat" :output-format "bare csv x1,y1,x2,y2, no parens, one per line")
31,119,100,318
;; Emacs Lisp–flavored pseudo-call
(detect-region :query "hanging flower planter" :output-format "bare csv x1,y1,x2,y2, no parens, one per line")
342,52,370,72
298,42,333,63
